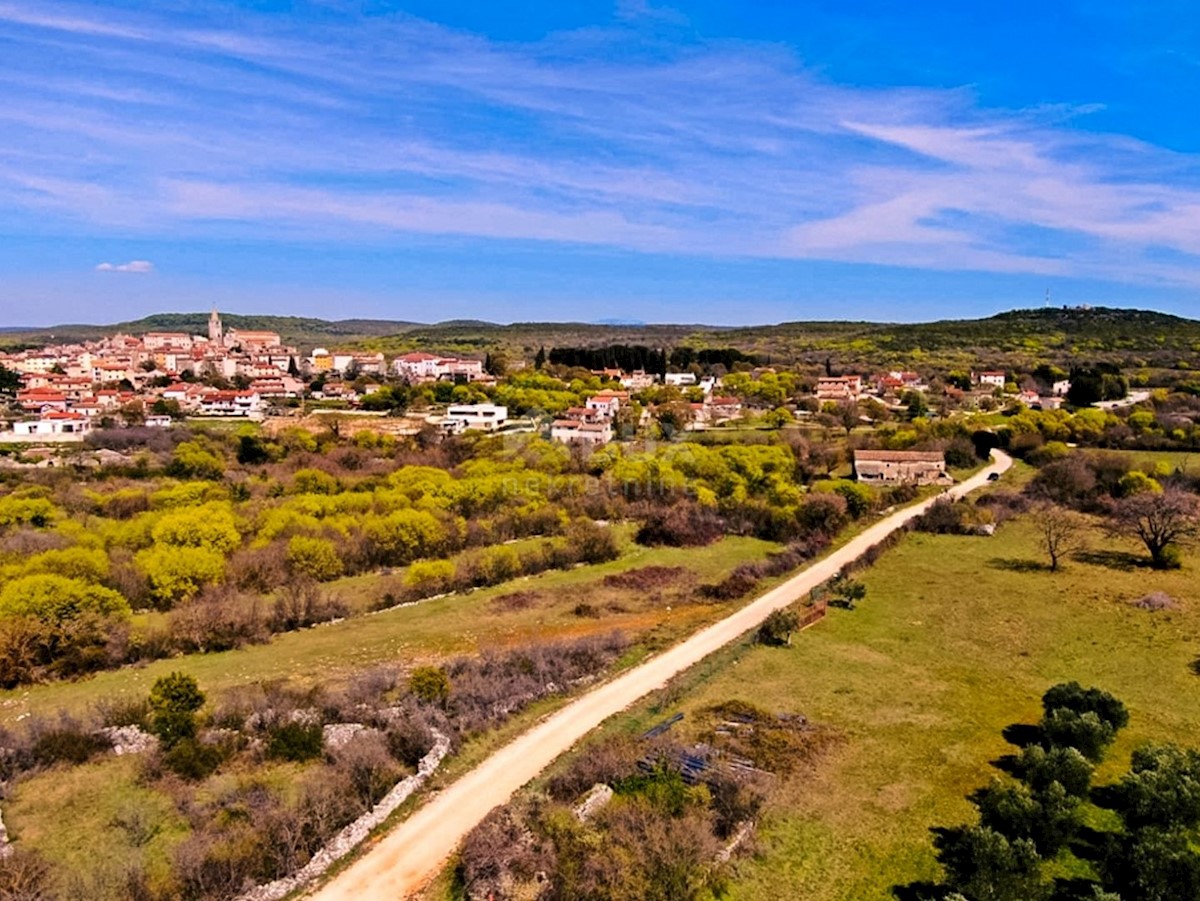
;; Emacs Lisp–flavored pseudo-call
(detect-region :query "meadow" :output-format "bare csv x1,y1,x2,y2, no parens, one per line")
624,516,1199,900
421,491,1200,900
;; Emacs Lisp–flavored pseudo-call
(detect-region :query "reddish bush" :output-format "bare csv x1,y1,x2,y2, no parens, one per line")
635,502,724,547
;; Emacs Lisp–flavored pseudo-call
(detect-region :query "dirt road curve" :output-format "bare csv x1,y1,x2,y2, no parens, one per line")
309,451,1012,901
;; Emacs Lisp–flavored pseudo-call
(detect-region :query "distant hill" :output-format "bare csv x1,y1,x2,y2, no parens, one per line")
4,306,1199,367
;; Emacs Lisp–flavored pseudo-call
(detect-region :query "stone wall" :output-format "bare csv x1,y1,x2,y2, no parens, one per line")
237,728,451,901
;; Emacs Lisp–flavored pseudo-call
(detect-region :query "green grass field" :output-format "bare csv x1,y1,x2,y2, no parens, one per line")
647,516,1200,900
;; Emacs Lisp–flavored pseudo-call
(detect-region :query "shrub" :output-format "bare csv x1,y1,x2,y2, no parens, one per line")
0,847,54,899
635,501,724,547
229,542,289,593
546,735,641,801
266,720,324,762
409,666,451,707
603,566,692,592
162,737,224,780
168,590,266,653
404,559,456,596
331,731,401,806
699,565,762,601
28,713,111,767
796,492,848,537
758,608,800,645
150,504,240,553
0,574,130,625
490,590,542,612
135,544,226,607
385,711,437,768
96,696,152,729
292,467,342,495
168,441,225,480
269,581,348,633
564,518,621,563
148,671,205,748
285,535,344,581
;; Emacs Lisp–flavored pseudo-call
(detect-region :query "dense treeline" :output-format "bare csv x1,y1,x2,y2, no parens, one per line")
547,344,669,374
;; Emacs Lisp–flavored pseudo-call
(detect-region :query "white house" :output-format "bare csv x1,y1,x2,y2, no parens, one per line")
620,370,656,391
816,375,862,402
664,372,697,387
1052,379,1072,396
975,371,1007,389
11,411,92,439
445,403,508,431
394,353,485,383
198,390,265,418
585,391,627,420
551,420,612,445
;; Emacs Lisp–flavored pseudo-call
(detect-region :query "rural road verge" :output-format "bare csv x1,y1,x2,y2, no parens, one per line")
308,450,1012,900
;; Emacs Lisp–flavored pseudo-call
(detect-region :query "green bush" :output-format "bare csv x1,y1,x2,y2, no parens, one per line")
162,737,223,780
286,535,344,581
148,672,205,748
266,720,324,762
409,666,451,707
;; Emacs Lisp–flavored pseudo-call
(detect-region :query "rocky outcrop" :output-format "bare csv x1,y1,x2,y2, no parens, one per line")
237,728,451,901
97,725,158,756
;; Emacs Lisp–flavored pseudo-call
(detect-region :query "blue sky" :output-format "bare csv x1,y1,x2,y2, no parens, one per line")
2,1,1200,326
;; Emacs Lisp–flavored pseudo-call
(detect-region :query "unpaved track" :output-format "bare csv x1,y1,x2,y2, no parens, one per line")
310,452,1012,900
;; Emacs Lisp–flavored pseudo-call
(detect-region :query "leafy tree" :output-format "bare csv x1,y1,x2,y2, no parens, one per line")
409,666,451,707
135,545,226,606
286,535,344,581
1015,744,1094,799
151,503,241,553
934,825,1045,901
1108,489,1200,569
236,434,272,465
363,509,447,566
1041,682,1129,732
758,608,800,645
1111,743,1200,831
973,780,1079,856
148,672,205,748
826,573,867,609
0,364,20,394
1101,826,1200,901
1041,709,1116,762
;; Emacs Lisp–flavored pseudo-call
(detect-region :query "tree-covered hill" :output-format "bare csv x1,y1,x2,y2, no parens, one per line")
5,306,1199,366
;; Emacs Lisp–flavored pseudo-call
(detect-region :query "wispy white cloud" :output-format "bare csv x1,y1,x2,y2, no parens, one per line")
96,260,154,273
1,0,1200,289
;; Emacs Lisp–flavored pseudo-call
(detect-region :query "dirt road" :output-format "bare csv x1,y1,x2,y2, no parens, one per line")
309,451,1012,900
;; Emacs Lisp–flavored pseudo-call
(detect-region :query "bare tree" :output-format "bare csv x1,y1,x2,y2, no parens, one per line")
1107,489,1200,569
1033,503,1086,572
